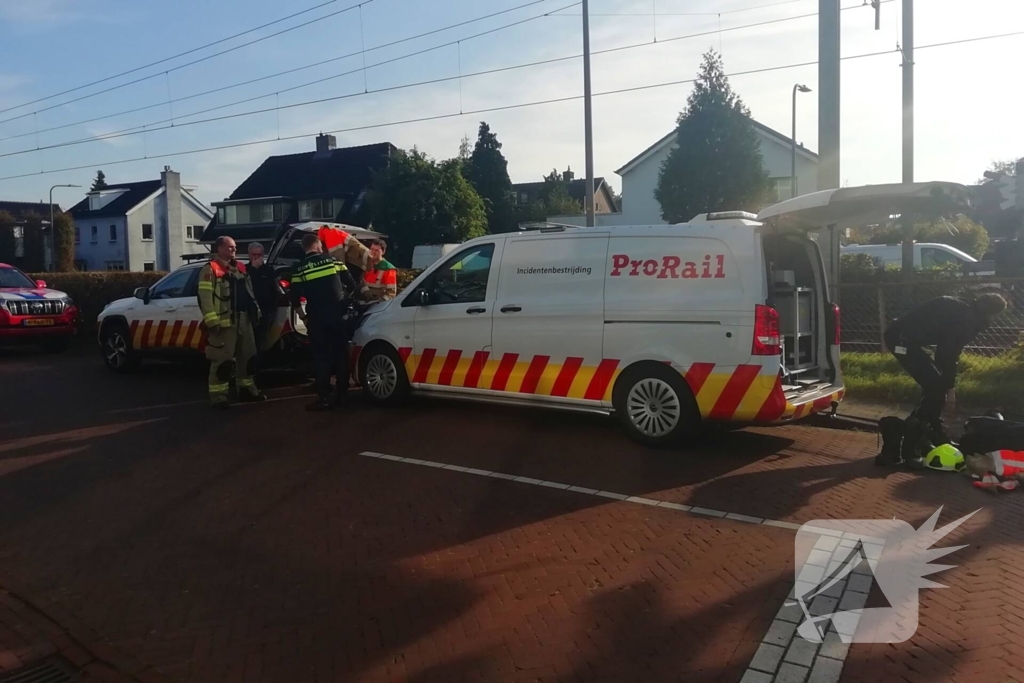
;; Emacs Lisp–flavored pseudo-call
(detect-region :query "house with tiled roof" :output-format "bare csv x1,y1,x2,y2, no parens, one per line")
511,168,618,215
69,167,212,272
203,134,397,250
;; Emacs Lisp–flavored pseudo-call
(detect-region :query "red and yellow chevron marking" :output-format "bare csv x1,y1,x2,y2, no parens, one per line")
391,348,624,402
350,345,845,422
129,320,207,352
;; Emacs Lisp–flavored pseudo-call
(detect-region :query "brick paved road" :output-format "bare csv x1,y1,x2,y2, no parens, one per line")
1,345,1023,682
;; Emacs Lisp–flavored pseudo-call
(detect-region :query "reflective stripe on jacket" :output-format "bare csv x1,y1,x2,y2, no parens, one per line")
197,259,257,329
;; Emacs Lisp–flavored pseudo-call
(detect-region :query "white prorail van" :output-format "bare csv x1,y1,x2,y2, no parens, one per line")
352,182,969,446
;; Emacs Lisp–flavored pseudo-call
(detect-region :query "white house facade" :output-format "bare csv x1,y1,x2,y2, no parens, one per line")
549,119,818,227
70,167,213,272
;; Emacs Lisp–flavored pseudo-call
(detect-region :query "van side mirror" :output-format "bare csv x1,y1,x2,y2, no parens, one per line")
134,287,150,303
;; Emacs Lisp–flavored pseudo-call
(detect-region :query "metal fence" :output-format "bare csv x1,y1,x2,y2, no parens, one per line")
839,278,1024,362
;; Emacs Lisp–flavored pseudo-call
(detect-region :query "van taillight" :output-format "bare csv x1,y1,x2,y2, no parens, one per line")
832,303,841,345
753,304,781,355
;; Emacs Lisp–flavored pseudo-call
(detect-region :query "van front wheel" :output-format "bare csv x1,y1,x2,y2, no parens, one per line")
360,345,410,405
613,364,700,447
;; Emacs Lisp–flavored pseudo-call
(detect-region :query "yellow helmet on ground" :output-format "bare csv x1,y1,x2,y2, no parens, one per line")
925,444,965,472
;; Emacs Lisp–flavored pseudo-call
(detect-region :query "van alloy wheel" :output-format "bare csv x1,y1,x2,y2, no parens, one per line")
626,378,681,438
365,353,398,399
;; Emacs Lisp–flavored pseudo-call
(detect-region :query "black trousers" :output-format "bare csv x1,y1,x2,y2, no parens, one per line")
307,308,351,400
884,326,948,425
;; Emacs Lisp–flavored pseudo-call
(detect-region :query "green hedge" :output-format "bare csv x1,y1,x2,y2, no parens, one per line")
30,271,166,338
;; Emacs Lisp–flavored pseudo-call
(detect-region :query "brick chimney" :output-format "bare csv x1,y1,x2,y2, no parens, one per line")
316,133,337,153
562,166,574,182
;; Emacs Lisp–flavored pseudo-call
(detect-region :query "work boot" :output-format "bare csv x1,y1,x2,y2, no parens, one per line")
238,390,268,403
306,397,334,412
901,417,933,469
874,416,905,467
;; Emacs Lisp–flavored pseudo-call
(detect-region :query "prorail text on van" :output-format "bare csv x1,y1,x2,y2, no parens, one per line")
610,253,726,279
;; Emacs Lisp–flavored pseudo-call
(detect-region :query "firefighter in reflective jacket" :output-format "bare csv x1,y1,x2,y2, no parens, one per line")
197,236,267,408
363,239,397,302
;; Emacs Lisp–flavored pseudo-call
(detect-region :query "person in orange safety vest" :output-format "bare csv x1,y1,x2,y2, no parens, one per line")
363,239,398,302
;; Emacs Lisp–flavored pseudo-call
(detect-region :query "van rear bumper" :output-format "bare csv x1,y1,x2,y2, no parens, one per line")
777,384,846,422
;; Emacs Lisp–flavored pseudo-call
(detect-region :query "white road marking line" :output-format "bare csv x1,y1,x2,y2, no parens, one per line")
358,451,867,683
356,451,813,534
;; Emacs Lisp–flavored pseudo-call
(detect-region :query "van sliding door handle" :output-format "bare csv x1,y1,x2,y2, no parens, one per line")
466,307,487,314
500,305,522,313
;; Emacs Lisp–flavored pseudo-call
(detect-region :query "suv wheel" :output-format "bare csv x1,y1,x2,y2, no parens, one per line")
102,323,139,372
360,345,410,405
613,364,701,447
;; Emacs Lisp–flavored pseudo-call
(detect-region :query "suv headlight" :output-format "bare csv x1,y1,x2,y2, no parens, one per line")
62,296,75,307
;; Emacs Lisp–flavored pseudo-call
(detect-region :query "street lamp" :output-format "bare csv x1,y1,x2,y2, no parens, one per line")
791,84,812,199
49,184,81,271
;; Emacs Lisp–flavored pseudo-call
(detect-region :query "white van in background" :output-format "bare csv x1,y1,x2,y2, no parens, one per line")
411,244,461,270
841,242,977,269
352,182,968,446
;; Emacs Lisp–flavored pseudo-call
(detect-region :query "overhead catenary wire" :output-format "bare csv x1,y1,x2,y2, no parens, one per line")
0,0,355,116
0,0,375,126
1,0,885,158
4,27,1021,183
0,0,554,141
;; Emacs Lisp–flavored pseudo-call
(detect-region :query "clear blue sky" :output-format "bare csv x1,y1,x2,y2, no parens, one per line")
0,0,1021,210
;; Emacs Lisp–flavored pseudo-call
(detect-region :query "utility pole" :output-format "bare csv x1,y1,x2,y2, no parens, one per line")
817,0,841,296
792,84,811,198
582,0,596,228
900,0,915,274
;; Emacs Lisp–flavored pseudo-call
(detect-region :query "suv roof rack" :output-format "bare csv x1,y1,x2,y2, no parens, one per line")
181,252,213,262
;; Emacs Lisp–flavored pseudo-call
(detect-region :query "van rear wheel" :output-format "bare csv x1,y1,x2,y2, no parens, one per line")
613,364,701,447
360,345,410,405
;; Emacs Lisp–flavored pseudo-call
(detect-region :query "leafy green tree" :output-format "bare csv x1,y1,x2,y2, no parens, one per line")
53,212,77,272
467,122,516,234
368,149,487,267
540,169,582,216
91,170,108,191
655,50,768,223
0,211,15,264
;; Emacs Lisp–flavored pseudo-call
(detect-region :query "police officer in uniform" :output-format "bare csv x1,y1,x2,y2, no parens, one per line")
289,232,360,411
197,236,267,408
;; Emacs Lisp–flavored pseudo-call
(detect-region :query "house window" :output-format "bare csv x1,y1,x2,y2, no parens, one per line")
74,260,88,271
299,198,335,220
770,177,794,202
109,224,117,242
105,261,125,271
142,223,153,240
74,227,80,244
520,192,528,204
261,203,274,223
143,262,155,272
90,225,98,243
185,225,204,241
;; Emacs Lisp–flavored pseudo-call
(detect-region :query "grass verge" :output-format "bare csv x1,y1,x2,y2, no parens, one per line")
842,352,1024,411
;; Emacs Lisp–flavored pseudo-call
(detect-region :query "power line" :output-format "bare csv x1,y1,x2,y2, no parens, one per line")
1,0,879,157
0,0,373,127
549,0,810,16
0,0,552,141
4,27,1020,183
